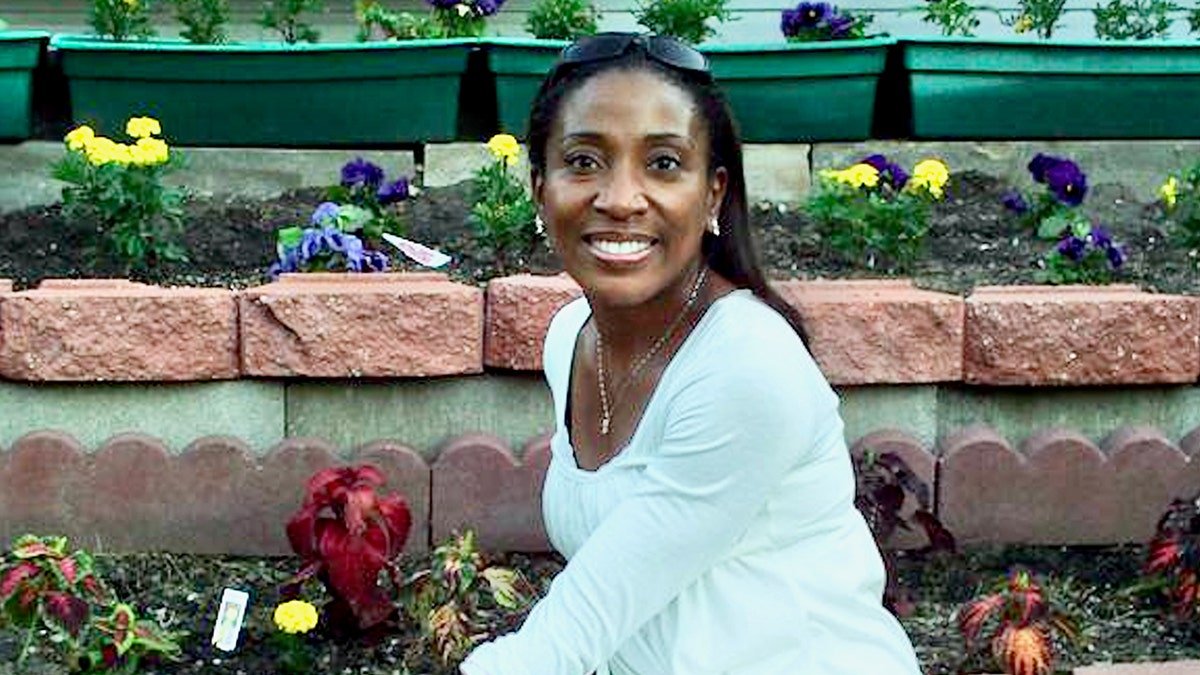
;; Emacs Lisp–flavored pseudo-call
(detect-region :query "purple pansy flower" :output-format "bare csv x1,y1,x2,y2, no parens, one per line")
475,0,503,16
311,201,340,226
299,228,324,261
1106,244,1125,268
1028,153,1058,184
860,154,908,190
341,157,385,190
1044,160,1087,206
377,177,410,205
782,2,831,35
1001,190,1029,214
364,250,391,272
1056,235,1087,262
1089,225,1112,249
825,13,856,38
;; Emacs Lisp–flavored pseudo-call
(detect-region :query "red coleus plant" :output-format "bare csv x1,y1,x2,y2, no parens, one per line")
286,464,413,630
958,567,1080,675
1144,490,1200,618
0,535,110,652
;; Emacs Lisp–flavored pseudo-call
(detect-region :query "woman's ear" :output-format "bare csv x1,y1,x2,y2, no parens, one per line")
531,168,545,213
709,166,728,220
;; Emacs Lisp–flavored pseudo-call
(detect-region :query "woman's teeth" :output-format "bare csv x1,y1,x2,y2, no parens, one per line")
591,239,652,255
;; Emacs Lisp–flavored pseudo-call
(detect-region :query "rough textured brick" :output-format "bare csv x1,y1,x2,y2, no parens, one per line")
848,429,937,550
240,272,483,378
964,285,1200,385
353,440,433,554
485,274,582,371
0,432,86,544
241,438,339,555
773,279,964,385
0,279,239,381
939,425,1200,545
70,434,174,551
431,433,552,552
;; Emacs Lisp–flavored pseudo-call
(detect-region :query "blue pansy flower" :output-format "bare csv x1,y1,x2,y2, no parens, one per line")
341,157,385,189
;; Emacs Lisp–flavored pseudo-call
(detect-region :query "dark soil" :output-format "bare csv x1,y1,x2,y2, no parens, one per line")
2,545,1198,674
1,172,1197,295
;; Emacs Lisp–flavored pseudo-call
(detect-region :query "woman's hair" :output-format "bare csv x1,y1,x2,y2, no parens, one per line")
525,46,810,347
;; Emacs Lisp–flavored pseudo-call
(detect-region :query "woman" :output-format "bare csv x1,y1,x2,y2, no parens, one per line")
460,33,922,675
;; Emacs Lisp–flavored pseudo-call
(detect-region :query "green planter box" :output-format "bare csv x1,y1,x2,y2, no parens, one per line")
52,36,477,146
904,37,1200,139
486,38,567,138
700,39,892,143
0,31,48,141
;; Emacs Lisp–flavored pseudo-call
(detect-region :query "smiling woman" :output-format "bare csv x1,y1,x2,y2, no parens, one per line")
458,32,923,675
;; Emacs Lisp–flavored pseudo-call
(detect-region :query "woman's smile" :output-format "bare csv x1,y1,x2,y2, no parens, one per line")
583,232,660,265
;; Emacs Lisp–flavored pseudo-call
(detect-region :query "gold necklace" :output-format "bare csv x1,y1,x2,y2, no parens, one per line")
594,265,709,437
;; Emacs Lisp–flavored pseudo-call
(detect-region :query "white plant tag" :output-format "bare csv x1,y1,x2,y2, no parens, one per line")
382,232,452,268
211,588,250,652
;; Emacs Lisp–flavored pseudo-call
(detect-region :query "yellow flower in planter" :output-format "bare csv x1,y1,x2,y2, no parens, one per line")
908,158,950,199
1160,176,1179,208
820,163,880,189
83,135,120,166
64,125,95,152
273,600,319,634
132,137,170,166
125,116,162,140
486,133,521,166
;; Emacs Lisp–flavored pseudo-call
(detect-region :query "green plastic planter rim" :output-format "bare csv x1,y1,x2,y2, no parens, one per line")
50,34,482,54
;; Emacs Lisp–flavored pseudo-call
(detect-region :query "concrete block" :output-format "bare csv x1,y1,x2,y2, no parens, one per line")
743,143,811,204
424,141,530,189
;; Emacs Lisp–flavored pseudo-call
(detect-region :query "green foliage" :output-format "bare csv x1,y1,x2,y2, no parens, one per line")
922,0,980,36
52,132,188,274
1006,0,1068,37
90,0,156,41
399,531,536,665
0,534,182,674
171,0,231,43
807,183,929,272
470,144,539,270
1158,164,1200,251
356,0,441,39
259,0,323,43
634,0,734,44
1035,220,1123,285
1093,0,1178,39
525,0,600,39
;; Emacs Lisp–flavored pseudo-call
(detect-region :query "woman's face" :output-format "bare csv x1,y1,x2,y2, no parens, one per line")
534,68,727,309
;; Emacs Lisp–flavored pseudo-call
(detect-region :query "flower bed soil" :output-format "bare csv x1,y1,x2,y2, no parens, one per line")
1,545,1197,674
0,172,1196,295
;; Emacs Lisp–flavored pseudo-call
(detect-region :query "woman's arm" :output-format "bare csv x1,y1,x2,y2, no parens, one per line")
461,330,833,675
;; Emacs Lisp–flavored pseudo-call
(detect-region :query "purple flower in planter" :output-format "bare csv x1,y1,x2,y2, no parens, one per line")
322,227,348,253
475,0,504,16
1001,190,1029,214
782,2,831,35
825,12,856,38
1089,225,1112,249
299,228,325,262
341,157,385,189
364,250,391,272
1056,235,1087,262
343,235,366,271
1106,244,1125,268
377,177,410,205
1045,160,1088,206
269,247,301,279
1028,153,1058,184
311,201,340,226
860,154,908,190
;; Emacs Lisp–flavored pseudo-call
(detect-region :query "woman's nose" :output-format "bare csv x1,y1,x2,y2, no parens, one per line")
593,161,649,220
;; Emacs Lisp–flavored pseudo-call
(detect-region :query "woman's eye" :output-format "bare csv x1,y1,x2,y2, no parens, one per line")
649,155,682,172
565,154,600,171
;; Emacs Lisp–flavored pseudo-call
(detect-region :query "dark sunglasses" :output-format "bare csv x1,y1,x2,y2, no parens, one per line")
554,32,710,80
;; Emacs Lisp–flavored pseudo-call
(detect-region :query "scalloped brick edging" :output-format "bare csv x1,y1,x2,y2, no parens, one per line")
239,272,484,378
964,285,1200,385
0,279,238,381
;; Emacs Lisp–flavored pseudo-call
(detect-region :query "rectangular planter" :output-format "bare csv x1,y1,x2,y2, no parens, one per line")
0,31,48,141
904,37,1200,139
486,38,567,138
51,36,477,146
699,39,892,143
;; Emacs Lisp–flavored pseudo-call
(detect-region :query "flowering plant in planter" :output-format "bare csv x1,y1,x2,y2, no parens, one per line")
1093,0,1177,39
284,464,413,631
525,0,601,39
1004,0,1068,37
634,0,733,45
1143,490,1200,618
806,154,949,271
356,0,507,38
1038,223,1125,285
400,530,537,664
259,0,324,43
90,0,155,40
1158,165,1200,251
0,534,181,673
169,0,231,44
781,2,873,41
957,567,1081,675
921,0,979,36
471,134,539,270
53,117,187,273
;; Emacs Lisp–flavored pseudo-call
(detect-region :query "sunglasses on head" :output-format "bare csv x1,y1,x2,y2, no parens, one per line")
554,32,710,80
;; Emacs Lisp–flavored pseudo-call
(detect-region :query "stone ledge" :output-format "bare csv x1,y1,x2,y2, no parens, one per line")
239,272,484,378
964,285,1200,386
485,274,582,371
775,279,965,385
0,279,239,382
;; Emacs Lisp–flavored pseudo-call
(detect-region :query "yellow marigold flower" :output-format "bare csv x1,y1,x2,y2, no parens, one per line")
486,133,521,166
908,158,950,199
126,116,162,140
273,600,318,634
1160,176,1179,208
84,136,119,166
111,143,135,166
134,137,170,166
65,125,95,152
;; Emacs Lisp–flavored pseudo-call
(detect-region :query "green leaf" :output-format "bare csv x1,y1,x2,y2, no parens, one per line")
276,226,303,250
1036,212,1074,240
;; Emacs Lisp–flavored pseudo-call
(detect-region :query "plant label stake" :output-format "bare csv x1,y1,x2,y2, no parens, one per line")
382,232,452,268
211,588,250,652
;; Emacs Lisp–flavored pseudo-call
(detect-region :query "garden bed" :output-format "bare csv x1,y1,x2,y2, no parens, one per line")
0,171,1195,295
2,545,1198,674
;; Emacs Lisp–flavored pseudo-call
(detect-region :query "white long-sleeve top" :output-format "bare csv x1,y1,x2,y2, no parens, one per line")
461,289,922,675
